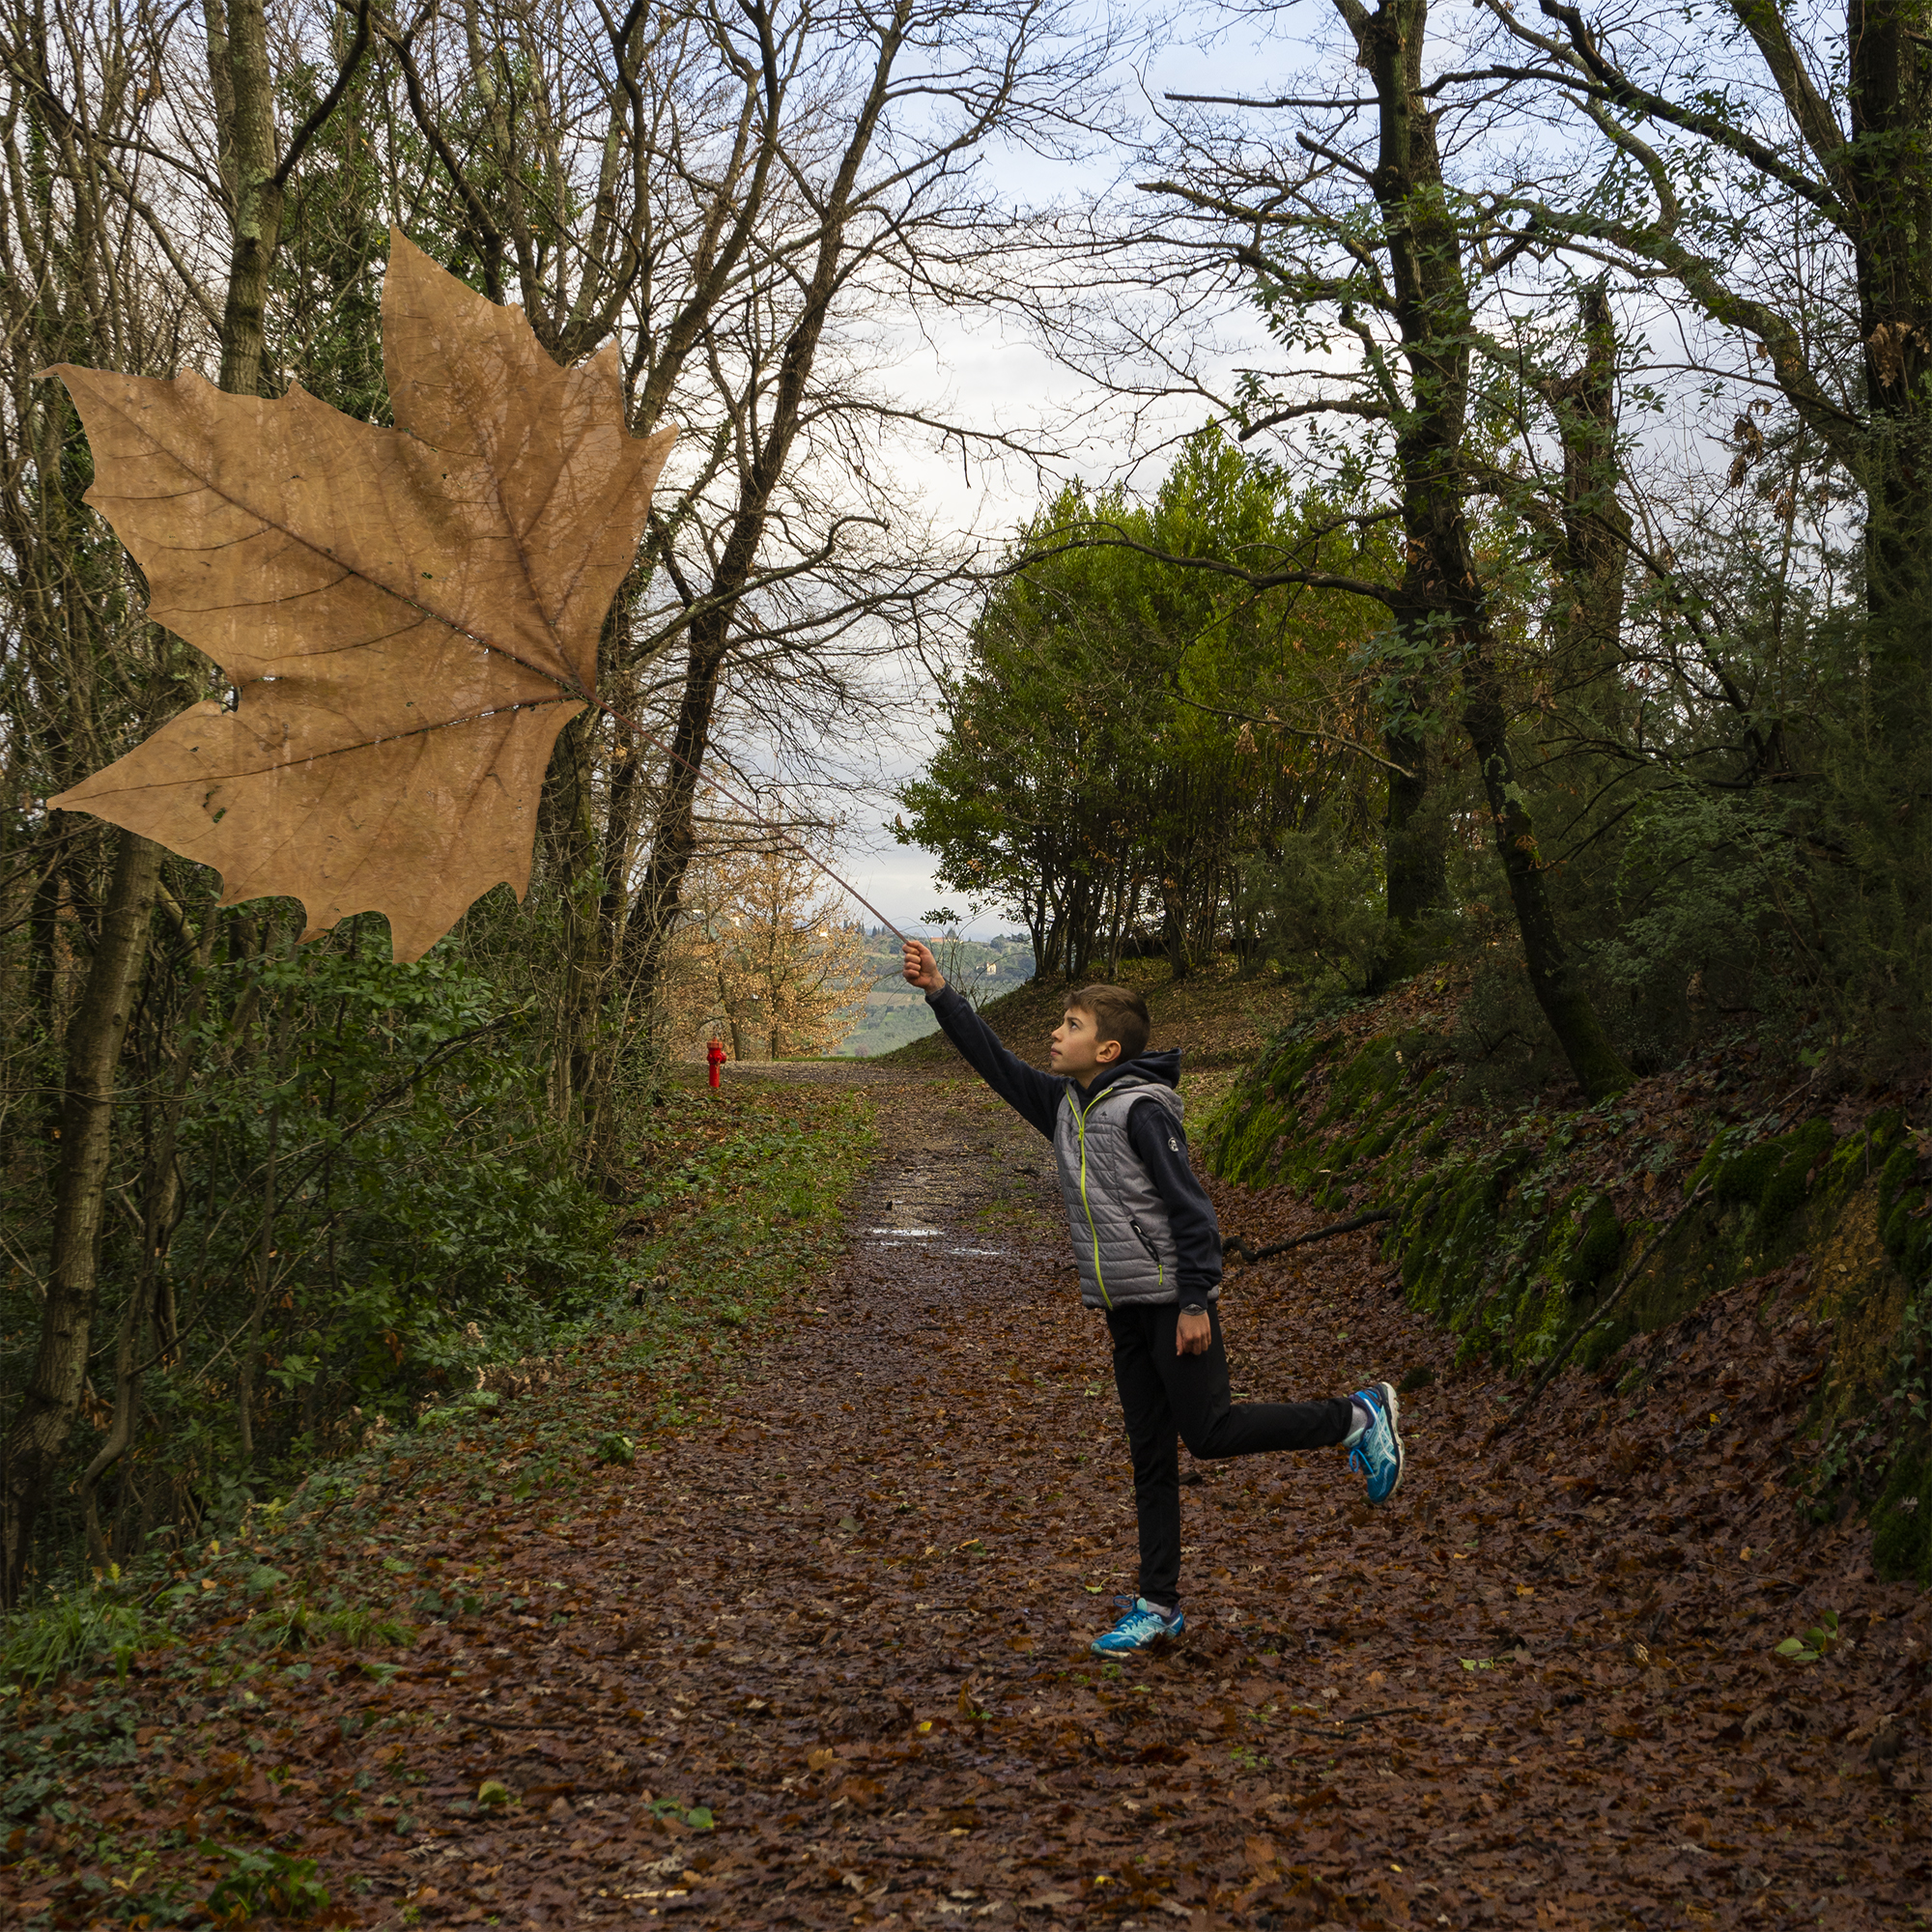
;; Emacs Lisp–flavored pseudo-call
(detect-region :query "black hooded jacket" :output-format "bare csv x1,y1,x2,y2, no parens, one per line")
923,984,1223,1307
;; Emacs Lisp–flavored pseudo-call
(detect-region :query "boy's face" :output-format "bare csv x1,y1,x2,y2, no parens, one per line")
1050,1004,1121,1083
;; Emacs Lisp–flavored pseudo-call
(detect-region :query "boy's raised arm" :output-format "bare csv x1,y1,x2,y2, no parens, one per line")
902,941,1061,1137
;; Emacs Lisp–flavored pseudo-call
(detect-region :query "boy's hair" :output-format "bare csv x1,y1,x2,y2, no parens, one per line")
1069,983,1151,1062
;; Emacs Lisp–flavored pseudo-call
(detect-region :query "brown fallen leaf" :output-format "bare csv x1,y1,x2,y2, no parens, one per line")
44,232,674,961
22,1064,1931,1929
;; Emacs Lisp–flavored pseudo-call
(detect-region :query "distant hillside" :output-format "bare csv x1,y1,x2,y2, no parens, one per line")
830,930,1036,1058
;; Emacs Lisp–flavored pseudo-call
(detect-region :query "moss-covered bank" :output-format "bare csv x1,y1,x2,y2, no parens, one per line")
1204,1010,1932,1584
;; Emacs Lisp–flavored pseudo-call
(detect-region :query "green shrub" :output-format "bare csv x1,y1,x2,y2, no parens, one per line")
0,1583,165,1689
1247,802,1398,999
204,1842,330,1919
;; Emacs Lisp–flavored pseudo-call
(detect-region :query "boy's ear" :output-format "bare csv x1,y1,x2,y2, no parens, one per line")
1095,1037,1122,1065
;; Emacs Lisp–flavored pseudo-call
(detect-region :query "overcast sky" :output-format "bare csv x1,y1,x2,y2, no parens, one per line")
801,8,1300,942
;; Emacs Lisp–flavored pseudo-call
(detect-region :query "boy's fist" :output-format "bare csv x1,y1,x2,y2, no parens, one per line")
1176,1307,1212,1356
902,940,946,993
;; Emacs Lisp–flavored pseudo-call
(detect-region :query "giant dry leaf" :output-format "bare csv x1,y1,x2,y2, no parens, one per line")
44,232,674,961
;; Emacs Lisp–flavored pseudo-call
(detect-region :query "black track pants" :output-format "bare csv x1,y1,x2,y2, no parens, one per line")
1105,1301,1353,1609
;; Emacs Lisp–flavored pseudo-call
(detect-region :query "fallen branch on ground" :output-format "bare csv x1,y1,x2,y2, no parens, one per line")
1224,1207,1395,1266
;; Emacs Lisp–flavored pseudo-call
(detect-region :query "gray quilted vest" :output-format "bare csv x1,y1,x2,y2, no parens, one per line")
1054,1072,1205,1310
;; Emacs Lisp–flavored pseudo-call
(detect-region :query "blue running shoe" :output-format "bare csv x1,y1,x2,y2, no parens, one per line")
1349,1380,1405,1504
1091,1597,1183,1655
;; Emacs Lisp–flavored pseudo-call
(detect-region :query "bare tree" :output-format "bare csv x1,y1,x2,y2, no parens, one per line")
384,0,1112,1157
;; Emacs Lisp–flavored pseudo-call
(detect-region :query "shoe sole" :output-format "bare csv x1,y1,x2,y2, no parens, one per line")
1370,1378,1405,1503
1091,1619,1184,1656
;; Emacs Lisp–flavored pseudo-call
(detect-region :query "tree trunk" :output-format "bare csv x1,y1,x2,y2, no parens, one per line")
208,0,285,399
1340,0,1634,1094
236,982,287,1467
549,474,648,1174
623,633,730,1016
77,904,217,1569
1462,642,1633,1100
1,830,161,1604
623,5,914,1021
1847,0,1932,647
540,707,604,1140
1381,720,1445,974
28,817,68,1043
1544,284,1632,725
1025,892,1049,980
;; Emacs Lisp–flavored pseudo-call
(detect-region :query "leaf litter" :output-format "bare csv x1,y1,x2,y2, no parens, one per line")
5,1067,1927,1929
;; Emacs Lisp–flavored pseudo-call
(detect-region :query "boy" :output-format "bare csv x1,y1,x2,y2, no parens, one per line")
900,942,1404,1655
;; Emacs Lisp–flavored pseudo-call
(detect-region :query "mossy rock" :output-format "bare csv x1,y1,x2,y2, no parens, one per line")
1759,1120,1834,1231
1211,1010,1929,1495
1566,1194,1623,1294
1572,1206,1716,1371
1685,1117,1845,1246
1694,1127,1786,1208
1877,1132,1932,1284
1871,1440,1932,1589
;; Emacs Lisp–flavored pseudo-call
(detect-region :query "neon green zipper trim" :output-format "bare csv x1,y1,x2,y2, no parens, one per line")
1073,1092,1112,1310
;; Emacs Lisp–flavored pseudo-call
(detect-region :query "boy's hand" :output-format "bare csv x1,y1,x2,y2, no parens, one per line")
902,939,946,993
1176,1307,1212,1356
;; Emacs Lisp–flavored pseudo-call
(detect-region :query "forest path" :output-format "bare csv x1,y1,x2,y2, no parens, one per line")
333,1063,1922,1931
30,1065,1919,1931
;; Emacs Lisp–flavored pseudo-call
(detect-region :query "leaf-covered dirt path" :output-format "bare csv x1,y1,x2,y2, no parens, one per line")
23,1066,1930,1929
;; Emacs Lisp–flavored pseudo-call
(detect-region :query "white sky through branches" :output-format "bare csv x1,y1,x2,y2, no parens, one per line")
812,8,1297,939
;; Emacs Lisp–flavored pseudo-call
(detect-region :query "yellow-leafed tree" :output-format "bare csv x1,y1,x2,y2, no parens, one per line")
670,833,872,1062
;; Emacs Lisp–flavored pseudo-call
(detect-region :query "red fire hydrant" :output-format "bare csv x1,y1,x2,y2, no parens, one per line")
706,1037,727,1090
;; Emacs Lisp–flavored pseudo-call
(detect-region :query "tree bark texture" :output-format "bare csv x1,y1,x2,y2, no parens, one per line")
207,0,283,398
76,909,216,1570
1347,0,1632,1098
1543,284,1632,722
546,707,608,1150
623,633,730,1009
1845,0,1932,639
1,830,161,1602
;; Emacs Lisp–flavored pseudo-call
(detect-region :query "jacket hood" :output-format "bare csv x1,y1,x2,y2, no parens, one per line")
1076,1046,1182,1104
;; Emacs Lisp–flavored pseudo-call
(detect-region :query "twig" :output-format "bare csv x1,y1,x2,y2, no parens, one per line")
1224,1208,1395,1266
1488,1182,1712,1444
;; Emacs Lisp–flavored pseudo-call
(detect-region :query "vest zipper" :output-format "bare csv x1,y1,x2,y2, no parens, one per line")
1073,1092,1112,1310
